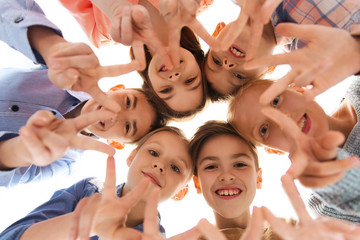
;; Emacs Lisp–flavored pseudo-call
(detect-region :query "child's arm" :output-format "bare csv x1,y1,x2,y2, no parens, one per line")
0,109,115,170
247,23,360,102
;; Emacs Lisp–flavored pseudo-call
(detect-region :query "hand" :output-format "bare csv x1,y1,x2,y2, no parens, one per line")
110,5,172,69
142,188,226,240
217,0,282,59
246,23,360,102
159,0,219,66
47,42,141,112
260,174,360,240
262,108,360,187
19,109,116,167
69,156,151,240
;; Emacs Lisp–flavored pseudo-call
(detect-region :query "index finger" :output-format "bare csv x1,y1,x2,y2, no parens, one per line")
143,188,160,236
119,178,151,211
71,109,115,131
259,0,283,24
102,156,117,199
281,174,312,222
189,19,220,52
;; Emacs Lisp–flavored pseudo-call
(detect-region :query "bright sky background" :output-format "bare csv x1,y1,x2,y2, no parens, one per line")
0,0,354,237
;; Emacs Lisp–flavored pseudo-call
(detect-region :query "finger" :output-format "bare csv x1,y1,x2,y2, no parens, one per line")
70,135,116,156
245,20,263,61
26,110,56,127
51,42,93,58
102,156,117,198
275,22,322,41
281,174,312,222
49,54,99,70
36,127,69,160
299,172,345,188
84,85,121,112
77,194,101,240
261,207,294,238
305,156,360,177
71,109,115,132
168,28,182,67
69,196,90,240
49,69,79,90
218,11,249,51
120,178,151,210
259,0,283,24
131,40,146,70
143,188,160,236
168,227,201,240
120,6,133,45
311,131,345,160
98,61,140,78
196,219,226,240
181,0,200,15
241,207,264,240
259,71,297,105
293,60,332,89
189,19,219,51
243,51,300,70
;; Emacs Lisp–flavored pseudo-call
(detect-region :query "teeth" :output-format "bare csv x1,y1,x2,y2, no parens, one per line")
217,189,240,196
230,47,245,57
298,115,307,131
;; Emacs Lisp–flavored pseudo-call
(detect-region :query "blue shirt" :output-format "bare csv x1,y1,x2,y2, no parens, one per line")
0,178,166,239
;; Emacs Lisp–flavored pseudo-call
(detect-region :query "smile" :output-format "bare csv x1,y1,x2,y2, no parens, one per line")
159,64,168,72
229,45,246,58
142,172,161,187
215,187,242,199
297,113,311,134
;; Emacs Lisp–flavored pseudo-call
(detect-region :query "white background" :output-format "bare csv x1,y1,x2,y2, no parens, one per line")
0,0,353,237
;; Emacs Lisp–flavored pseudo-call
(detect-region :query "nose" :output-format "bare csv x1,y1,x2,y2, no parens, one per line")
152,161,165,174
218,171,235,182
168,71,181,81
222,58,236,70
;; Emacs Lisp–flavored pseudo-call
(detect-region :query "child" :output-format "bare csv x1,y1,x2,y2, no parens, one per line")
228,78,360,223
0,126,194,239
59,0,211,118
204,0,360,100
189,120,286,239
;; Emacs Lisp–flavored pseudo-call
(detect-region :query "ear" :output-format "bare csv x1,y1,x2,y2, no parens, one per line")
267,66,277,74
126,149,138,167
192,175,202,194
171,184,189,201
256,168,263,189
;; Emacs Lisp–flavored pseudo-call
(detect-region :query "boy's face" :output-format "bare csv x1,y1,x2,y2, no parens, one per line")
126,131,192,202
196,134,260,219
204,22,275,96
148,47,203,112
81,89,156,143
232,84,328,152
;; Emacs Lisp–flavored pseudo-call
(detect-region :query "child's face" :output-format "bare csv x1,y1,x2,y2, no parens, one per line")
148,47,203,112
196,134,260,219
126,131,192,202
232,84,328,152
204,22,275,96
81,89,156,142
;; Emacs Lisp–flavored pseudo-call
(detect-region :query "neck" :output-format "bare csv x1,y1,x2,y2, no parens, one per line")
214,209,251,230
329,98,357,143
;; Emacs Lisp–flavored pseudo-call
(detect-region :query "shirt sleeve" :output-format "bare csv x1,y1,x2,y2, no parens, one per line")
0,149,81,188
0,0,62,64
0,178,98,239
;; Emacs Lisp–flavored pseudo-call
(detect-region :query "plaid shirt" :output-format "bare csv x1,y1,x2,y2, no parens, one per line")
271,0,360,50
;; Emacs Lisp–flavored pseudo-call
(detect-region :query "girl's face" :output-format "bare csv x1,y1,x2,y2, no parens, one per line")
204,22,275,96
196,135,260,219
148,47,203,112
81,89,156,143
232,84,328,152
125,131,192,202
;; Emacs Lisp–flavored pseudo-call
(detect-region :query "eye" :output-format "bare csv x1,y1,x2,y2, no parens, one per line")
233,73,245,79
204,165,217,170
160,87,172,94
125,122,130,133
271,96,280,108
149,150,159,157
259,124,269,137
171,164,181,173
212,56,221,66
234,162,247,168
184,77,196,84
126,96,131,108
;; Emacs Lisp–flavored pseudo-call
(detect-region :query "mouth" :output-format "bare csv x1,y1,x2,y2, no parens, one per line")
215,187,242,199
159,64,168,72
229,45,246,58
142,172,161,187
297,113,311,134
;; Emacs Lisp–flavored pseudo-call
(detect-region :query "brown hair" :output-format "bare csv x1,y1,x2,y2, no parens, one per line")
189,120,259,176
131,27,208,120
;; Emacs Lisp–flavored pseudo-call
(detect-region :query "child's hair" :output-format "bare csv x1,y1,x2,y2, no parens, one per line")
131,27,208,120
189,120,259,176
227,79,275,146
135,125,189,151
125,88,169,144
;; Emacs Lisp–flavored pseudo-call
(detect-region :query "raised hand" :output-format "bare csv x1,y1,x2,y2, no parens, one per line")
47,42,141,112
159,0,219,66
19,109,116,167
261,174,360,240
217,0,282,59
142,188,226,240
69,156,151,240
247,23,360,103
262,107,360,187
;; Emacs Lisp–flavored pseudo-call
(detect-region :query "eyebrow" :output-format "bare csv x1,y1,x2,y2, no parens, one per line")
231,153,251,160
132,96,137,109
198,156,218,166
132,121,137,137
161,75,201,101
